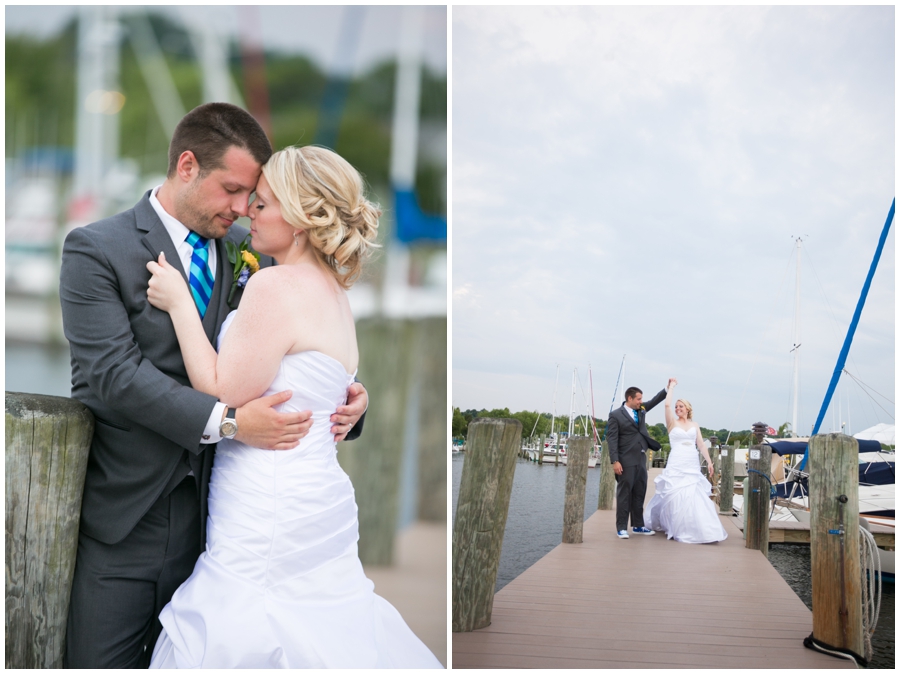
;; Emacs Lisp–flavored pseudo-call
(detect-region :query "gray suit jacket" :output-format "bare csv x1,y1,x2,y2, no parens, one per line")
59,191,362,547
606,389,666,467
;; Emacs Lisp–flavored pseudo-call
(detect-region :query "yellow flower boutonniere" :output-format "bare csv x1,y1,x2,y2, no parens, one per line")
226,234,261,309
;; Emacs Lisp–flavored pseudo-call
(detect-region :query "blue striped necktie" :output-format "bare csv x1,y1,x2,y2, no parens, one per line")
186,231,214,318
633,409,639,425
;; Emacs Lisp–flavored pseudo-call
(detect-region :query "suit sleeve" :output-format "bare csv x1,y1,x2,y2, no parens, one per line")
606,413,620,464
643,389,667,413
60,226,218,453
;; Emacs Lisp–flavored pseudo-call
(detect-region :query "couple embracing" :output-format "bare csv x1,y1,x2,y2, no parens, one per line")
61,103,441,668
606,379,727,544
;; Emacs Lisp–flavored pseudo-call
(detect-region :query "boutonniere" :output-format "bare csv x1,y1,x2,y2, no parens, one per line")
640,406,646,412
225,234,260,309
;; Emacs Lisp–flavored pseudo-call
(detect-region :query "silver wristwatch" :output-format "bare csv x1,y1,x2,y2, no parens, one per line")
219,407,238,439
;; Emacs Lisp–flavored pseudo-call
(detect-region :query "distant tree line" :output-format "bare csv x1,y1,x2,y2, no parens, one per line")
453,406,758,447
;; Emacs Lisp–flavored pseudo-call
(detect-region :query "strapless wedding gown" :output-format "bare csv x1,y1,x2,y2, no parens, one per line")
645,426,728,544
150,314,441,668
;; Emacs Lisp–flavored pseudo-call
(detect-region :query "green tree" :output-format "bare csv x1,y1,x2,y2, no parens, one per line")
451,407,468,439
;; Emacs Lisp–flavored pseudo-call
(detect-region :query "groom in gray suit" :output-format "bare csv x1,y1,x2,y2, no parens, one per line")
606,383,670,538
60,103,367,668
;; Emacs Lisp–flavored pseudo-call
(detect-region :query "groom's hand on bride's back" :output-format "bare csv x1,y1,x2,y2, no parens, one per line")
234,391,313,450
331,383,367,442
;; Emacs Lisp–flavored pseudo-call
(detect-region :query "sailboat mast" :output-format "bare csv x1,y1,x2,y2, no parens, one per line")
568,368,576,438
550,364,559,439
790,237,802,437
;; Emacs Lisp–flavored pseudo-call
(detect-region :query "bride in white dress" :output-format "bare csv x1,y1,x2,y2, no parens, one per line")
144,146,441,668
645,380,728,544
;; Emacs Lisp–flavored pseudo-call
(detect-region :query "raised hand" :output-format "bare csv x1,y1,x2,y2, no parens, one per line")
147,252,192,314
667,377,678,390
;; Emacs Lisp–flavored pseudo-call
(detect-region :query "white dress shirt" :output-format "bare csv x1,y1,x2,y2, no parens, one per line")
149,186,227,444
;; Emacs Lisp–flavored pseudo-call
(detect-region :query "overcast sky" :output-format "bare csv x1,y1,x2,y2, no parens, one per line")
452,5,894,435
5,5,447,75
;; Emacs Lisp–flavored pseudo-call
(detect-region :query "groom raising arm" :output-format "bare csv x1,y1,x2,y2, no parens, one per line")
60,103,367,668
606,381,672,538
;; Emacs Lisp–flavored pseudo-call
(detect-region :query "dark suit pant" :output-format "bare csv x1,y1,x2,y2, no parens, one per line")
65,477,201,669
615,462,648,531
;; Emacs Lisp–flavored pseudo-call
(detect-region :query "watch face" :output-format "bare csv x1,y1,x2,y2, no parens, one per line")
221,421,238,437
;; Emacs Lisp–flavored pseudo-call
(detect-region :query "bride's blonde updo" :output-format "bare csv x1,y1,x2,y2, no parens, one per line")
676,399,693,420
262,146,380,288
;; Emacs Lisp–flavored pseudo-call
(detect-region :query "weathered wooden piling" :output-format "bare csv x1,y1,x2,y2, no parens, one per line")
598,440,616,510
415,316,447,522
338,317,415,565
745,422,771,557
562,437,591,544
537,436,544,465
452,418,522,632
808,433,864,660
718,440,736,514
6,393,94,669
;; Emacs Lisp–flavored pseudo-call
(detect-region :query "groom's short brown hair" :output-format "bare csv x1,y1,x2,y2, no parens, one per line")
167,102,272,178
625,386,643,401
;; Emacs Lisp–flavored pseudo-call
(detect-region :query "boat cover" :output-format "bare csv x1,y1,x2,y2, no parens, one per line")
766,438,883,456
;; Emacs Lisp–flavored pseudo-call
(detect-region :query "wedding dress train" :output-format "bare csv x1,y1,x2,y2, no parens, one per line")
150,314,441,668
645,426,728,544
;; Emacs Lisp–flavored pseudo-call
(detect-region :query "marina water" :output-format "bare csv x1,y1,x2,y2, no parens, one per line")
452,452,893,668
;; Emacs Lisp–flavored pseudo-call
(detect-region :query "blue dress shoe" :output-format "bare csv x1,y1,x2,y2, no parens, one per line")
633,526,656,535
616,529,629,538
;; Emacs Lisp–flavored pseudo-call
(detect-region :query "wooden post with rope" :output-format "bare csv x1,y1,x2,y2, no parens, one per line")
718,440,736,514
744,422,771,557
807,433,864,661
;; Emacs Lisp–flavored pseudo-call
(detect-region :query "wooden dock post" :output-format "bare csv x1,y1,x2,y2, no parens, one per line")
562,437,591,544
6,393,94,668
338,317,415,565
719,440,736,514
452,418,522,632
416,316,447,522
538,436,544,465
745,422,771,557
598,440,615,510
807,433,864,660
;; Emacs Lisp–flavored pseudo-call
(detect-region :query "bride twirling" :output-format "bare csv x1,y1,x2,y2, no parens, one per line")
645,379,728,544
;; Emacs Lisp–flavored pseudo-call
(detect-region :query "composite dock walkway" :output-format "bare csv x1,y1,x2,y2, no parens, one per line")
453,468,854,669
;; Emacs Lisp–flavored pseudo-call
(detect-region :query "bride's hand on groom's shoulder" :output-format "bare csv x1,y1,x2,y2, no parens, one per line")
147,252,191,314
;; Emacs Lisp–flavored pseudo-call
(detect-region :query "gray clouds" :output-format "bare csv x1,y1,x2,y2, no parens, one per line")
452,6,894,433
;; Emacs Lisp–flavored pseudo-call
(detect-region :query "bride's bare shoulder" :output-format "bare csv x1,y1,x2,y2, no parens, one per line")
245,264,338,303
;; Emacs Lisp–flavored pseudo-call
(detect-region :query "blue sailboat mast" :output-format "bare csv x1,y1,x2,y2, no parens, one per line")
799,199,895,469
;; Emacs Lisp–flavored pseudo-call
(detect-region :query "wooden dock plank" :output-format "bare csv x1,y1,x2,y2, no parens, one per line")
452,468,855,669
